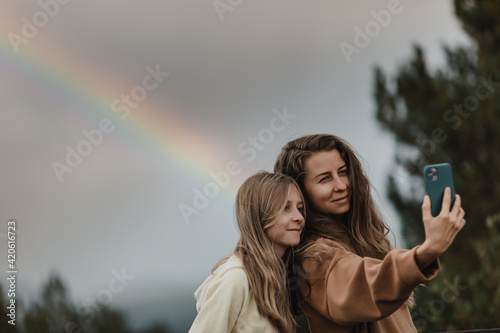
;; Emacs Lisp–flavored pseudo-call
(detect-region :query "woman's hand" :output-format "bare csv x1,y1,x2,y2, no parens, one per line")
415,187,466,270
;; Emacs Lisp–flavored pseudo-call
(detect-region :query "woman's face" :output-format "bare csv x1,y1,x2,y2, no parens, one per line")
303,149,350,216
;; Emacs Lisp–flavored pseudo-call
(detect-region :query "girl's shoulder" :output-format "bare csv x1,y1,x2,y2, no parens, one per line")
214,255,245,274
209,255,248,287
194,255,249,303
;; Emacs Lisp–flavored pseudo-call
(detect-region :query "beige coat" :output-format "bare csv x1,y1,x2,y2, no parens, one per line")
299,238,440,333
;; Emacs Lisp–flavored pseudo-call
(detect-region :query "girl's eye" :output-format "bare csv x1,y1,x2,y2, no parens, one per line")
339,169,348,176
298,206,304,213
284,205,290,211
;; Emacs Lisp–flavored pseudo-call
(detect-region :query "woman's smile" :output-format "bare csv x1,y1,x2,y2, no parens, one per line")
331,195,348,204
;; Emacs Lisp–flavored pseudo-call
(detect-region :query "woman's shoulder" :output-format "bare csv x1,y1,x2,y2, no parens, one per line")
302,237,351,253
297,237,353,268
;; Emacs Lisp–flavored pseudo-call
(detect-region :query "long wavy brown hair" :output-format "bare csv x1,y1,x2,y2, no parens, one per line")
274,134,393,259
214,171,305,332
273,134,416,313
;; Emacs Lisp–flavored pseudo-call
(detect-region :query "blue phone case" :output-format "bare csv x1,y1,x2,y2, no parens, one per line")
423,163,456,217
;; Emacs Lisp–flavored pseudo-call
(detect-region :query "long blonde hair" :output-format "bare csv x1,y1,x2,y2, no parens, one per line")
214,171,304,332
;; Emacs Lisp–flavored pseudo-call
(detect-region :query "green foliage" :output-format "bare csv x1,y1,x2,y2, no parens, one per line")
141,323,171,333
411,213,500,332
93,306,131,333
373,0,500,331
0,274,172,333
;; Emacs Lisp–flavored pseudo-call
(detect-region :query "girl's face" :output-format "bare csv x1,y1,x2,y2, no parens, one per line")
265,185,304,258
303,149,351,216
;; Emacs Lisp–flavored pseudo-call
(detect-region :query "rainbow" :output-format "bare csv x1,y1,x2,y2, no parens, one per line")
0,7,251,230
0,9,243,189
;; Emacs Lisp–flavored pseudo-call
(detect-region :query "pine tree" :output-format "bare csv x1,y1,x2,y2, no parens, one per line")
21,274,83,333
373,0,500,331
12,273,172,333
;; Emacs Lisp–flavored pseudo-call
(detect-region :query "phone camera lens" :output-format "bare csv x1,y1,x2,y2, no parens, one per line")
427,167,438,181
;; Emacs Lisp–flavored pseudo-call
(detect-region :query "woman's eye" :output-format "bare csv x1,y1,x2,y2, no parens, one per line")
339,169,348,176
319,176,329,183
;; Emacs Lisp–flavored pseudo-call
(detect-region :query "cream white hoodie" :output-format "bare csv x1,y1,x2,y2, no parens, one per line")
189,255,280,333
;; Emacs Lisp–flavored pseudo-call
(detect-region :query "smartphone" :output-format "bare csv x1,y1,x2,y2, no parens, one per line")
423,163,456,217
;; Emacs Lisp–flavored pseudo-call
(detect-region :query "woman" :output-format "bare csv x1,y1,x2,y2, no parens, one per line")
189,171,306,332
274,134,466,332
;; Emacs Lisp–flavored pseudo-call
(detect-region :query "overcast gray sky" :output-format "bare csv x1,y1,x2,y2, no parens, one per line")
0,1,471,331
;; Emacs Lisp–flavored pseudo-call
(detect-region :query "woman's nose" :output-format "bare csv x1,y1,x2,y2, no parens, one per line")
332,176,347,191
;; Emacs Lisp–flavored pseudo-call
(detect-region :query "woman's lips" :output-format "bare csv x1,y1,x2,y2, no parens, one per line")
332,195,348,203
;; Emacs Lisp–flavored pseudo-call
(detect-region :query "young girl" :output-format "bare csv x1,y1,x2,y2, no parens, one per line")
189,171,305,333
274,134,466,333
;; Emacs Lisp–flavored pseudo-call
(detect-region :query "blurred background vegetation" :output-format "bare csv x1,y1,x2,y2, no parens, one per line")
0,275,173,333
373,0,500,331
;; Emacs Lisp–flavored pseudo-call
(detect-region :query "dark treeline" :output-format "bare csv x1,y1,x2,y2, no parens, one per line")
0,274,172,333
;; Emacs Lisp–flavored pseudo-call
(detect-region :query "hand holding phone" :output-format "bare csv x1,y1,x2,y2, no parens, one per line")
417,164,465,269
416,187,465,269
423,163,456,217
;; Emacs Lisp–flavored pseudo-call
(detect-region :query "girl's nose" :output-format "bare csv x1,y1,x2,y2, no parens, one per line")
293,208,304,223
